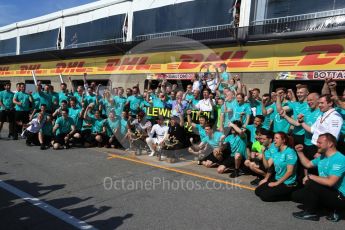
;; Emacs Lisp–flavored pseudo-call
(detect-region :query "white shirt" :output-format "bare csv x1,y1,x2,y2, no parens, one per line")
192,81,201,92
150,124,169,143
206,78,218,93
310,108,343,145
196,99,213,112
26,118,45,133
131,119,152,135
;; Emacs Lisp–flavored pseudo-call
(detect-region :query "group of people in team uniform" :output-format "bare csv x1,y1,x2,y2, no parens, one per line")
0,65,345,222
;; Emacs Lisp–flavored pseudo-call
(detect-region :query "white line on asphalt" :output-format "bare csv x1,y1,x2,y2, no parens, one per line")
0,180,97,230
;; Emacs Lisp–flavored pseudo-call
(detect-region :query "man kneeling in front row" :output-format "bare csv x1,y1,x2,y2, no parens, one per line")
292,133,345,222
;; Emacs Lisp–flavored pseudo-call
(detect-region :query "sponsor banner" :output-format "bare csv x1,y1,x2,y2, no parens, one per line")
147,73,194,80
146,107,211,133
313,71,345,80
276,71,345,80
4,38,345,77
146,107,211,122
146,107,171,118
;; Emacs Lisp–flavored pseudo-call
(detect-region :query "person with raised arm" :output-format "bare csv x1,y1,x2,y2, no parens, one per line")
255,132,298,202
292,133,345,222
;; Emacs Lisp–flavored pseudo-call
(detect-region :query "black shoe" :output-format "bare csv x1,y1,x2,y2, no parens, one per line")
239,168,250,176
26,141,31,146
13,135,18,140
40,145,46,150
326,211,341,222
229,169,240,178
250,177,261,186
64,145,70,149
292,211,319,221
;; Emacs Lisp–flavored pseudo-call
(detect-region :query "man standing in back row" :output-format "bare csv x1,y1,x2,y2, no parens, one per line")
0,82,15,139
300,94,343,146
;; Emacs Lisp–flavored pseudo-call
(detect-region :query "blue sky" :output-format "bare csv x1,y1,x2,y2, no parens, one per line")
0,0,99,27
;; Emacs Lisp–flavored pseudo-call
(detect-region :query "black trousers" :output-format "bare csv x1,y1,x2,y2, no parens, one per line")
291,180,345,212
296,144,318,185
14,111,30,136
255,180,297,202
0,110,15,135
26,131,40,146
292,134,305,146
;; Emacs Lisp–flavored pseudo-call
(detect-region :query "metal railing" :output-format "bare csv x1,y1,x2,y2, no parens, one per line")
64,37,125,49
251,8,345,25
0,51,17,57
134,24,236,41
21,47,57,55
248,13,345,36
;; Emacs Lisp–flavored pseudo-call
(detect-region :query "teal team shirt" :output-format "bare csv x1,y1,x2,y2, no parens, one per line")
272,102,291,133
264,143,278,160
0,90,14,110
218,72,230,92
32,92,52,111
312,152,345,196
289,101,309,135
140,100,152,119
246,124,257,143
224,133,247,158
86,94,98,105
262,104,274,130
185,93,194,101
232,102,252,125
304,108,322,146
272,147,297,185
103,118,120,137
58,91,70,105
250,99,263,116
92,117,104,133
14,91,31,111
41,122,53,136
100,99,115,116
127,95,143,115
203,131,223,149
114,96,127,116
187,98,200,109
73,92,84,108
55,117,74,135
152,98,166,108
119,118,128,136
195,124,207,142
68,107,82,130
48,92,59,110
221,99,237,127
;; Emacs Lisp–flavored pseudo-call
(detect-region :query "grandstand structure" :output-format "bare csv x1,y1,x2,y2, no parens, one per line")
1,0,345,93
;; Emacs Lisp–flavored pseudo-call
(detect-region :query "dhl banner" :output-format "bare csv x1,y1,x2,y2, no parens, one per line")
3,38,345,77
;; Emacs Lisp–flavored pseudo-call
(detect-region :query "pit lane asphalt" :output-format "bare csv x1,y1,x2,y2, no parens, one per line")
0,137,343,230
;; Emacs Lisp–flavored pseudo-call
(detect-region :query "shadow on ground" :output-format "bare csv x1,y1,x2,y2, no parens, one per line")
0,178,134,229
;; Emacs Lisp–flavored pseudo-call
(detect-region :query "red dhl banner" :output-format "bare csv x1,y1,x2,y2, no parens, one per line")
2,38,345,77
